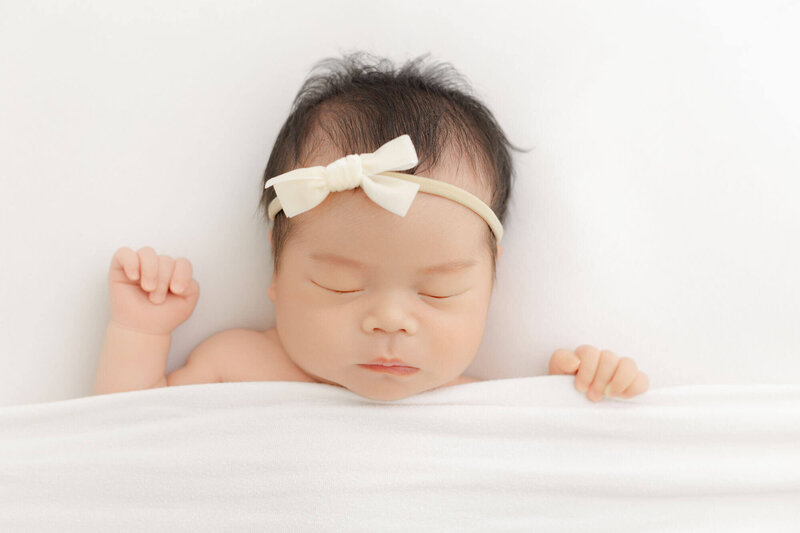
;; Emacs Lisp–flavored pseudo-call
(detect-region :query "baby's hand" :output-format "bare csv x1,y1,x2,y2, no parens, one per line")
107,246,200,336
548,345,649,402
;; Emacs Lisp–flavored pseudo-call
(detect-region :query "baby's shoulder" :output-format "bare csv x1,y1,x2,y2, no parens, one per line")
214,327,316,384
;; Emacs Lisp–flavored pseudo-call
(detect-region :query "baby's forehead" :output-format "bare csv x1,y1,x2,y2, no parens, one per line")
291,191,490,264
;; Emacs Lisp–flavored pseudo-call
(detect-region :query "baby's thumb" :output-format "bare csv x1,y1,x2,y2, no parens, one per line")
549,350,581,375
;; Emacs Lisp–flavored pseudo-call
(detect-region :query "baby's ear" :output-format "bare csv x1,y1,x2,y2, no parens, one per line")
497,244,503,261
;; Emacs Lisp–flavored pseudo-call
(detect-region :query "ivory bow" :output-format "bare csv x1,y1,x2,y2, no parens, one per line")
264,134,422,218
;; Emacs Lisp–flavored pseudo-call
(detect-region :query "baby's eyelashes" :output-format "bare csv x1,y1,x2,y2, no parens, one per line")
311,280,361,294
311,282,455,299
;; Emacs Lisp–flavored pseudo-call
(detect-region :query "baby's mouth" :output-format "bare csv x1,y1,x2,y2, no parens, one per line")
365,357,416,368
358,363,420,376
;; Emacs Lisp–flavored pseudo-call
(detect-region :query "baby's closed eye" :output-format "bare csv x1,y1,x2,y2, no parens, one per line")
309,280,468,299
311,280,361,294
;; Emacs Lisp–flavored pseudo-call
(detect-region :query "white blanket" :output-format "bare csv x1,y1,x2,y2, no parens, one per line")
1,376,799,531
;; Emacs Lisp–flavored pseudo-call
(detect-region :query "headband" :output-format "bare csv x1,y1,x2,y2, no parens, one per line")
264,134,504,244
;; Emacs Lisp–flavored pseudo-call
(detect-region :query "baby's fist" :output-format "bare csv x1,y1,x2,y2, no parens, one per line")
549,345,649,402
107,246,200,335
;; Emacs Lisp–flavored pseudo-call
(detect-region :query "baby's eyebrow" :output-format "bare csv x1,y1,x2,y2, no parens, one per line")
310,253,477,275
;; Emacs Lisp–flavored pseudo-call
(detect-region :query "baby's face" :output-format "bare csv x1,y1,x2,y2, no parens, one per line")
268,149,500,401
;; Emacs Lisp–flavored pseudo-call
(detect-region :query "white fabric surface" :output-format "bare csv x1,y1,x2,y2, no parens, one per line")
2,376,799,531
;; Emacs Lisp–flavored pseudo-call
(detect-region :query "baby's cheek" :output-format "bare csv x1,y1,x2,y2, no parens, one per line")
427,314,485,370
288,306,334,345
273,297,324,354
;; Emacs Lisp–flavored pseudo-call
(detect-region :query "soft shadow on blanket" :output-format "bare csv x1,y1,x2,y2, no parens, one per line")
1,376,799,532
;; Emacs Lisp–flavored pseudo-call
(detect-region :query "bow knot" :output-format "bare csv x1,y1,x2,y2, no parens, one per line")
265,134,422,218
324,154,364,192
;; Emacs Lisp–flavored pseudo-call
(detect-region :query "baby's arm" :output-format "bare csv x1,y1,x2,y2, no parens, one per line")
93,322,172,394
92,247,200,395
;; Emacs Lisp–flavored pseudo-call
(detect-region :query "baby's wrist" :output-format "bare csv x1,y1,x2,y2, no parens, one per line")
108,320,172,338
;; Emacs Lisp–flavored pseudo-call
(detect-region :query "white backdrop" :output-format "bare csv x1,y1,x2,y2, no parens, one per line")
1,0,798,407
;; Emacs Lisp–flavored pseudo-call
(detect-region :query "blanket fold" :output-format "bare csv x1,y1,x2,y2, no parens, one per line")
1,376,799,532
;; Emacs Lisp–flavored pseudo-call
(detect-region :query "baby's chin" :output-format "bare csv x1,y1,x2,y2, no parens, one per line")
291,367,417,401
306,366,459,402
349,387,419,402
341,378,451,402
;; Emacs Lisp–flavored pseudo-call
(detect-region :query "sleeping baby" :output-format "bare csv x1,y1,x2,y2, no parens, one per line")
93,51,649,402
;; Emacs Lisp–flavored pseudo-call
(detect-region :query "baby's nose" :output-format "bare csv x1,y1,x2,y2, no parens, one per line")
362,315,417,336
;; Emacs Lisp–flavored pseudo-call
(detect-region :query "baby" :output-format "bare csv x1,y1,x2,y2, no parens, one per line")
93,52,649,402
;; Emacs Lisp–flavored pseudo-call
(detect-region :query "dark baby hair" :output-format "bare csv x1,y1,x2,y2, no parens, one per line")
258,51,529,282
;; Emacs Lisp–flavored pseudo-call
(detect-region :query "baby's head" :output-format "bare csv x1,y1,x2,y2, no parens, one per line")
259,52,521,401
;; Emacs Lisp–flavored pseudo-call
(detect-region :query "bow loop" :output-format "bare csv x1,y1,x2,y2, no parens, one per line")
360,134,419,175
265,134,421,218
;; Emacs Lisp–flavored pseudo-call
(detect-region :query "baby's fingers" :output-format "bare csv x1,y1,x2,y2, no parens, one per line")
548,349,581,375
149,255,176,304
603,357,640,398
574,345,600,392
110,247,140,281
617,371,650,399
137,247,159,291
169,258,193,295
587,350,620,401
